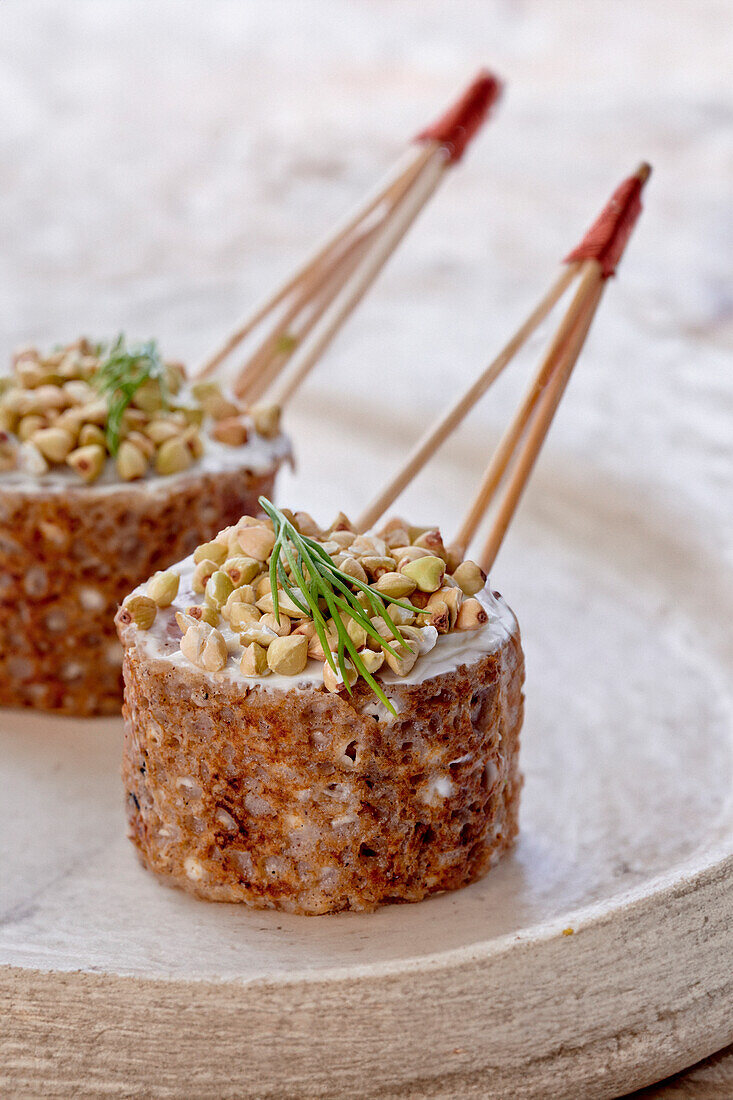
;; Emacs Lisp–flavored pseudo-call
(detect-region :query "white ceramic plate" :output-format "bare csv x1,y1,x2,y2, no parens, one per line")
2,407,731,1099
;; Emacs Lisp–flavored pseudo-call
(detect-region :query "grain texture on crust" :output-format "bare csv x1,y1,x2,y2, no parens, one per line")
119,615,524,914
0,465,281,715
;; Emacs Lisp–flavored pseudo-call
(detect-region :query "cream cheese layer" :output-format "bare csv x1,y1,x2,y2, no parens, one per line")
1,430,291,494
130,550,516,695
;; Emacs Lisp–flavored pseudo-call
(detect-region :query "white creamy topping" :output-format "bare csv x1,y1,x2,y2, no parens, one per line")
128,551,516,694
0,421,291,493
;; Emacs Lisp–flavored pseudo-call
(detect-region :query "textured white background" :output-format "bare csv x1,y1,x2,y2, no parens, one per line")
0,3,731,1094
0,0,730,547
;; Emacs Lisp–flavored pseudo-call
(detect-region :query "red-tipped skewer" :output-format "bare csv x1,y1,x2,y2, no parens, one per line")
356,164,651,569
472,162,650,570
196,72,502,408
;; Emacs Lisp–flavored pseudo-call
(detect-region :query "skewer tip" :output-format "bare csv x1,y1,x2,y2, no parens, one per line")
415,69,503,163
564,160,652,278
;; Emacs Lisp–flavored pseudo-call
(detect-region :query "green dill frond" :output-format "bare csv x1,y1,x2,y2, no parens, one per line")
95,334,168,454
274,332,298,356
259,497,425,715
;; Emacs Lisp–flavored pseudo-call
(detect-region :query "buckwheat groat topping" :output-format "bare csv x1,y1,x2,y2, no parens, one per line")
120,497,513,714
0,337,284,486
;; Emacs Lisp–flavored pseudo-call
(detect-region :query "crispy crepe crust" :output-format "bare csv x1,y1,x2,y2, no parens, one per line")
0,464,282,715
118,608,524,914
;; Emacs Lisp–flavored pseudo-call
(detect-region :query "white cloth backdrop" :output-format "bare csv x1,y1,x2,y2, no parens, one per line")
0,0,729,551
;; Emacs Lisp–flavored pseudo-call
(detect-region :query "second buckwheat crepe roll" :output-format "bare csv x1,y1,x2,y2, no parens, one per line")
0,339,290,714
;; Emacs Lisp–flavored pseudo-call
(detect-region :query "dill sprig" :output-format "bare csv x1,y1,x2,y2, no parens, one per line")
274,332,298,356
95,334,168,454
259,497,424,715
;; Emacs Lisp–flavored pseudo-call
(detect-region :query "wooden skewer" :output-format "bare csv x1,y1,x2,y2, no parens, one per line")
452,258,602,554
195,143,435,380
353,261,578,532
271,144,448,407
477,278,604,571
233,222,378,401
455,161,651,565
353,161,650,583
195,71,501,387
